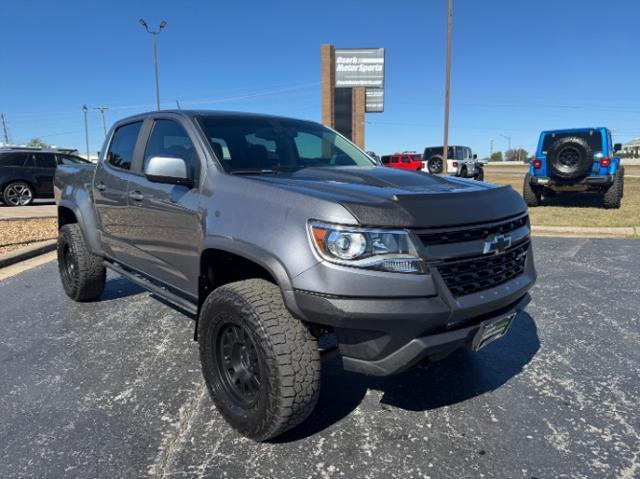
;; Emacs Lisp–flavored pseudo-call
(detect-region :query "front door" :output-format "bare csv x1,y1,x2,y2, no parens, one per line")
123,118,202,295
93,120,145,262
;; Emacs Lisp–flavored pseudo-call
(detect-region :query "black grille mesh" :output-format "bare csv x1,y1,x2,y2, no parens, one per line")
437,240,529,297
419,215,528,246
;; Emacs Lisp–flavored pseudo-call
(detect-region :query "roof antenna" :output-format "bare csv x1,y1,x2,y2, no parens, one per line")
175,100,182,110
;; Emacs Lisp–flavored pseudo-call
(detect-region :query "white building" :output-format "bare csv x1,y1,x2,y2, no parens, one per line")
622,137,640,157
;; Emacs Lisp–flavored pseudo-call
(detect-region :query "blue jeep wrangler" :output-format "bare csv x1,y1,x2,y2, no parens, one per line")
524,127,624,209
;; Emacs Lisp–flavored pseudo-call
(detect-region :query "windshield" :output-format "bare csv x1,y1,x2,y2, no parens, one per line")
541,130,603,155
198,116,375,173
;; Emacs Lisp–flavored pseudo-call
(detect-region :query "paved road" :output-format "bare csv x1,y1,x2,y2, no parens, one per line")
0,200,56,219
0,238,638,478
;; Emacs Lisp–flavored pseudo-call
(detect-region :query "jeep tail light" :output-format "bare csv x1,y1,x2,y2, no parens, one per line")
600,157,610,168
533,159,542,169
452,161,458,167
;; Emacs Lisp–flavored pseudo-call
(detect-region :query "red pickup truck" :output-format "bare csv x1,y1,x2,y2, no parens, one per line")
381,152,424,171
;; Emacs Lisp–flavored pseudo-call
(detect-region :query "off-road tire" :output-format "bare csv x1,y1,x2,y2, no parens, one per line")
543,188,556,198
546,136,593,180
198,279,321,441
460,166,468,178
427,156,443,174
523,173,542,207
474,167,484,181
2,181,34,206
57,223,106,301
603,168,623,209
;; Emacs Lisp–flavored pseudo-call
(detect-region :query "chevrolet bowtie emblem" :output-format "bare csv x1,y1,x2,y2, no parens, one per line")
483,234,512,255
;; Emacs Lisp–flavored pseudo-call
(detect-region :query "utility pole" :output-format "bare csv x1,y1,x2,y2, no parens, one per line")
94,105,109,137
82,105,90,161
441,0,453,174
1,113,9,145
139,19,167,111
489,139,494,160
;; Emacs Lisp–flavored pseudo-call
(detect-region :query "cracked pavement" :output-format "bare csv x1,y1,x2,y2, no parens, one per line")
0,237,638,478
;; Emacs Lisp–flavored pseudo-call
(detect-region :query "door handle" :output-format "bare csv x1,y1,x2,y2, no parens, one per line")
129,191,144,201
95,182,106,191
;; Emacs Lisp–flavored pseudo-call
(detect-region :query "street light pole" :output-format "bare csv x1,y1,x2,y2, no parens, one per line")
94,105,109,137
442,0,453,174
139,19,167,111
82,105,90,161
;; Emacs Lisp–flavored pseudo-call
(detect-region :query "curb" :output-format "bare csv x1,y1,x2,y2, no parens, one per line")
0,240,57,269
531,225,639,239
0,215,57,221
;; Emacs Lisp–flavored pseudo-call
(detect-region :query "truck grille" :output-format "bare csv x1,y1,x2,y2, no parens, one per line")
436,240,529,297
419,214,528,246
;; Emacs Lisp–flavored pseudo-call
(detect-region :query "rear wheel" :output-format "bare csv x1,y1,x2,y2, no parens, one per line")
198,279,321,441
523,173,542,207
474,167,484,181
603,168,623,209
57,224,106,301
2,181,34,206
460,166,468,178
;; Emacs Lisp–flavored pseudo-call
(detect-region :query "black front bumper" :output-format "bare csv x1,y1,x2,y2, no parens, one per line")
293,250,535,376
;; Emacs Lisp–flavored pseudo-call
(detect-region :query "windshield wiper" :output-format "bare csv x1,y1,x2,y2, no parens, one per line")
229,169,278,175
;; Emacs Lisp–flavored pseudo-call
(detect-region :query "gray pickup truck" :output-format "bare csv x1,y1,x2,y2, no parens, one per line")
55,110,536,441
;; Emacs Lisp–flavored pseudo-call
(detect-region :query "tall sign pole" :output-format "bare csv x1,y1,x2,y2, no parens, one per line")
442,0,453,174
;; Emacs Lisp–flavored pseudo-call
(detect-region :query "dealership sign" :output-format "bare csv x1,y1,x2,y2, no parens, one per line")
334,48,385,89
365,89,384,113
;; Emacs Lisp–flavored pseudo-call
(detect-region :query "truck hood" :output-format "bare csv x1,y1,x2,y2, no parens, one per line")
246,166,527,228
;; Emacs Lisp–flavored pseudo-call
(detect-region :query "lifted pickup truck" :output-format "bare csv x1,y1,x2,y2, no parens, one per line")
55,110,536,441
525,127,624,208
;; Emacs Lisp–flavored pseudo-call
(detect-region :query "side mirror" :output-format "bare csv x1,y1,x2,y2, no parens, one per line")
614,143,622,153
145,156,193,187
473,153,477,159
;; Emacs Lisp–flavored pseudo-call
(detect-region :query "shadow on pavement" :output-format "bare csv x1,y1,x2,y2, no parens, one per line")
278,312,539,442
540,192,606,208
99,277,146,301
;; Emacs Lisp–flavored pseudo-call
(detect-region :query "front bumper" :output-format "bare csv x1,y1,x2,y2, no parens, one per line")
531,175,613,186
292,240,536,376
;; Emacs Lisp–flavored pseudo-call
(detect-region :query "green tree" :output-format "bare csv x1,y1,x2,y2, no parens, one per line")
26,138,50,148
490,151,503,162
505,148,528,162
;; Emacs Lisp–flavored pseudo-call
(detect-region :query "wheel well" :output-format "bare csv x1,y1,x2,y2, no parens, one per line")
58,206,78,229
199,249,277,305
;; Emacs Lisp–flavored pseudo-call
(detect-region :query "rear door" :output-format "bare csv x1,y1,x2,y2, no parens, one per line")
94,120,145,262
31,153,57,197
122,117,202,294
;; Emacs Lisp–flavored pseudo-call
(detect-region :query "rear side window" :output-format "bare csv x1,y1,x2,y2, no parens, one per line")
107,122,143,170
0,152,28,167
35,153,57,168
143,119,197,172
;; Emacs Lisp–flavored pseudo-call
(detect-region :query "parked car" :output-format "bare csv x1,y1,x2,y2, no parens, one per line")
366,151,380,163
55,110,536,441
381,152,424,171
0,147,89,206
524,127,624,208
423,145,484,180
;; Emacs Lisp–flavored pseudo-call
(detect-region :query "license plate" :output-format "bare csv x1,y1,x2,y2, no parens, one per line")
472,312,516,351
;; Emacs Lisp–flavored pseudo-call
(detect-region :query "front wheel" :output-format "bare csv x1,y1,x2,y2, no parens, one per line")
198,279,321,441
57,224,106,301
3,181,34,206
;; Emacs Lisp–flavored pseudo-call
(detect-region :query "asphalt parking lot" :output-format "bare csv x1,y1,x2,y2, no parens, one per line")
0,237,638,478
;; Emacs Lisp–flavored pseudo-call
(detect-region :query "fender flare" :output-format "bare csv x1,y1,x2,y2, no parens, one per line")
57,198,104,256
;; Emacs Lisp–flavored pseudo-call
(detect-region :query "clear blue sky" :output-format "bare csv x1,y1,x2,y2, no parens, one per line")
1,0,639,157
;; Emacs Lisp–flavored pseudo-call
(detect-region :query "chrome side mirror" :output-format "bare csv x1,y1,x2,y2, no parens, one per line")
145,156,193,187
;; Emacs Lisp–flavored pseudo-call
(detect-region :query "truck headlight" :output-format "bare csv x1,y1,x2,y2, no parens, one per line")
308,221,426,274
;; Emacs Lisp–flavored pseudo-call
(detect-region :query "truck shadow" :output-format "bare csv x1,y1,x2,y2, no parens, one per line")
277,312,540,442
540,192,606,208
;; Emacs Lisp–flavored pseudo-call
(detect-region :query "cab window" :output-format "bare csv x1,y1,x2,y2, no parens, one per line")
143,119,198,176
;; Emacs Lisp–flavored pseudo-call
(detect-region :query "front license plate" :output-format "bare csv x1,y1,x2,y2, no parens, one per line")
472,312,517,351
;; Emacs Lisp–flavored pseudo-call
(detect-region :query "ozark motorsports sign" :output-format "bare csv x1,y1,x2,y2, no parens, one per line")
334,48,385,89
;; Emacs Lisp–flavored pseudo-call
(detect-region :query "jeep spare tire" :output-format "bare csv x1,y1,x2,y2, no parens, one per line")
427,156,444,174
546,136,593,180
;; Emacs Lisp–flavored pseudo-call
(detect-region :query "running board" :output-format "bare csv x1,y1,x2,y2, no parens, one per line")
104,261,198,316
